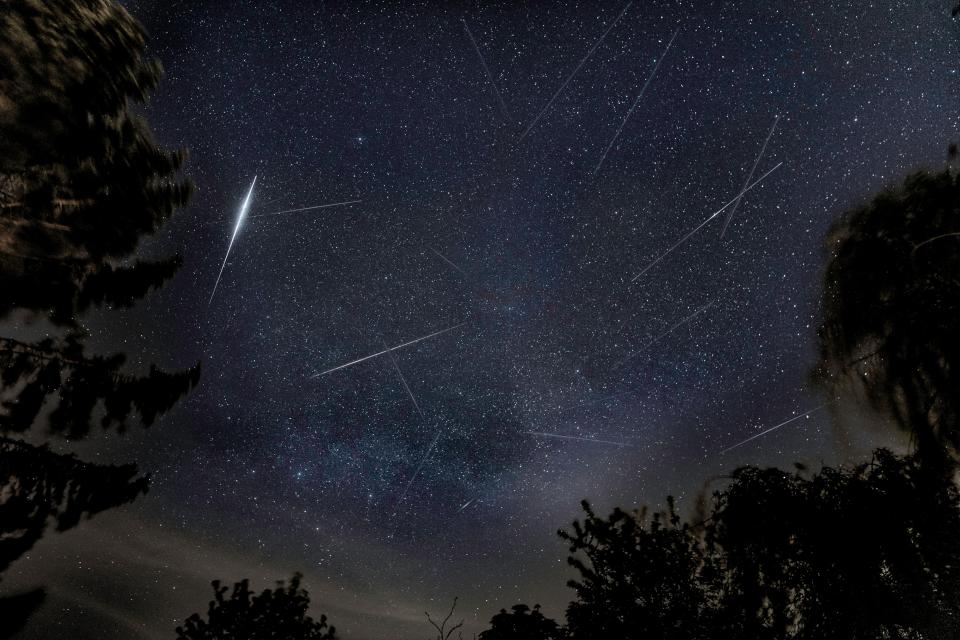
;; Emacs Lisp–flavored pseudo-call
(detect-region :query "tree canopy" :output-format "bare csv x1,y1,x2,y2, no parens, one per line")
0,0,198,438
557,449,960,640
176,575,337,640
0,435,150,639
479,604,565,640
0,0,192,324
814,168,960,463
0,0,197,633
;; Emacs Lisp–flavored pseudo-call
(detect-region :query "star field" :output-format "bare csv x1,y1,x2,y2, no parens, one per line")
7,1,958,638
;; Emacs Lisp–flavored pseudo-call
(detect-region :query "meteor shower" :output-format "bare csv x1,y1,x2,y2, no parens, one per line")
2,2,959,639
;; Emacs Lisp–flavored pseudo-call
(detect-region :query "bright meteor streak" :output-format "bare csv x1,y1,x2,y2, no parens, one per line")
720,405,824,454
528,431,634,447
630,162,783,282
312,322,466,378
209,176,257,305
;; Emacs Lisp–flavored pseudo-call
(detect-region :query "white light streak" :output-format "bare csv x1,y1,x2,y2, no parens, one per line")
209,176,257,305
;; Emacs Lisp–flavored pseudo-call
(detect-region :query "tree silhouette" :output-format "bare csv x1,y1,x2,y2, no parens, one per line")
425,598,465,640
814,167,960,464
175,574,336,640
0,332,199,438
559,450,960,640
478,604,565,640
0,0,198,436
0,436,149,638
560,498,711,640
712,450,960,639
0,0,192,324
0,0,198,633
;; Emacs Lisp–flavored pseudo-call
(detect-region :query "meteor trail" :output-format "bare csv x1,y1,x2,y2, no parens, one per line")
249,199,362,219
719,115,779,238
430,247,467,277
312,322,466,378
518,1,633,142
202,199,361,225
462,18,509,119
720,405,824,454
457,498,475,512
528,431,634,447
392,429,443,516
608,301,715,371
630,161,783,282
593,28,679,176
383,339,424,417
209,176,257,305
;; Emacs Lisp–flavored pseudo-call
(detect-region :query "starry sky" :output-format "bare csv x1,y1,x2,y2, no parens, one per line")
6,1,959,638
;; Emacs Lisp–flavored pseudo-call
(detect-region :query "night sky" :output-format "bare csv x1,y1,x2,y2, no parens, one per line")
6,1,959,638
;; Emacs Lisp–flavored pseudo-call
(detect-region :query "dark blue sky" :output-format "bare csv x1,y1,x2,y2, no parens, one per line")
7,1,959,638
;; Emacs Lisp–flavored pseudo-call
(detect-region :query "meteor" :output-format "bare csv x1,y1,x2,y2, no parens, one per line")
630,162,783,282
518,1,633,142
593,28,679,176
457,498,476,512
392,429,443,516
720,405,824,454
608,301,714,371
528,431,634,447
384,339,424,417
209,176,257,305
248,199,361,219
430,247,467,277
312,322,466,378
462,18,509,119
719,115,780,238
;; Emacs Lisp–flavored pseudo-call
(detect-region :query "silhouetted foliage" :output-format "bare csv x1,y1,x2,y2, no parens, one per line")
176,574,336,640
559,449,960,640
0,436,148,634
814,168,960,464
0,333,200,437
0,0,198,436
0,588,46,640
0,0,197,630
0,0,192,314
560,497,711,640
479,604,565,640
0,437,148,573
715,450,960,639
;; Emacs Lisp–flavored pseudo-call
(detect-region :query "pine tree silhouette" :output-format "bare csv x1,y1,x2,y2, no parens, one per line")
0,436,150,638
0,0,198,633
0,0,198,436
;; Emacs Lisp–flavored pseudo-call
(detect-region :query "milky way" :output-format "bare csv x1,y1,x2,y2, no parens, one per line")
9,2,957,639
